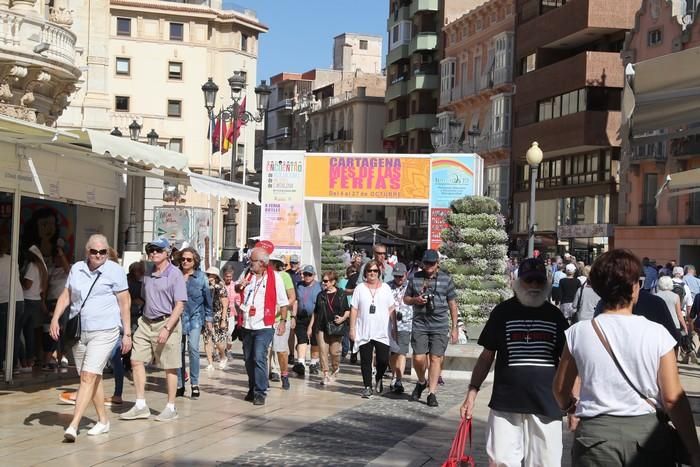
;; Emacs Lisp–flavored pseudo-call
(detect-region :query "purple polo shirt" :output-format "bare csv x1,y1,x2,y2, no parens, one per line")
142,262,187,319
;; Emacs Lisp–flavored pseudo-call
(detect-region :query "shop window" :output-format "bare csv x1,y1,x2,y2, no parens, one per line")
115,57,130,76
521,53,536,74
115,96,129,112
170,22,184,41
167,99,182,118
117,18,131,36
168,62,183,80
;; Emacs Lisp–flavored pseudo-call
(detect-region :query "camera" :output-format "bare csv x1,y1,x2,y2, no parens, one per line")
421,293,435,313
396,311,403,321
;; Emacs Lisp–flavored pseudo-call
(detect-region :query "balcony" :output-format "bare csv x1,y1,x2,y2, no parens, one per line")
406,114,436,132
512,110,621,159
409,32,437,55
384,118,406,138
671,135,700,159
630,141,667,163
387,43,409,66
387,4,410,29
386,76,408,102
408,73,439,93
410,0,438,16
640,202,656,226
492,64,514,87
0,8,79,125
269,98,293,113
477,130,511,153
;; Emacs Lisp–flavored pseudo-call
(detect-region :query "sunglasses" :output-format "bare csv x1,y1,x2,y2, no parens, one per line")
89,248,108,256
146,247,164,254
322,279,331,283
303,272,314,276
423,261,437,267
374,251,387,255
181,257,194,263
366,269,380,273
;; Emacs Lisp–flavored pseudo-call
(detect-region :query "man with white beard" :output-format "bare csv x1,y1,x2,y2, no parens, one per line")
459,258,569,467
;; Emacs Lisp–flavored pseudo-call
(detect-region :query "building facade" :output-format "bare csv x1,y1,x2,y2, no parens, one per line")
59,0,267,253
616,0,700,265
510,0,641,262
437,0,515,214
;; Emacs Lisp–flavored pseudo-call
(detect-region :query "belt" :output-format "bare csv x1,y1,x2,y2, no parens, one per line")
144,315,168,323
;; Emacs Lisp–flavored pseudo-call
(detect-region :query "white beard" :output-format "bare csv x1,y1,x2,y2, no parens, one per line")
513,278,552,308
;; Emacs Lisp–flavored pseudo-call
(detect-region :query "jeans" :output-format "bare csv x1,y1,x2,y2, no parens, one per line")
13,302,30,363
110,337,124,397
242,327,274,396
359,340,390,388
178,325,202,388
342,333,350,356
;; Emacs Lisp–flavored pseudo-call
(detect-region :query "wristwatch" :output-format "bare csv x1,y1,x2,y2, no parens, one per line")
124,333,132,338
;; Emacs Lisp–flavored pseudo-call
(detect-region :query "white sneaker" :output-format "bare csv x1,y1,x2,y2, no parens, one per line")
87,421,110,436
64,425,77,442
206,364,214,371
218,358,228,370
155,406,179,422
60,356,69,368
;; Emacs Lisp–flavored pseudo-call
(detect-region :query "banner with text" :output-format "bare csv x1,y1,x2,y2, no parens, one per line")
260,151,305,259
304,154,430,202
429,155,483,250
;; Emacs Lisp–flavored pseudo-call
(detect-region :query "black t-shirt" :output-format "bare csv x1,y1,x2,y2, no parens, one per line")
558,277,580,304
478,297,569,419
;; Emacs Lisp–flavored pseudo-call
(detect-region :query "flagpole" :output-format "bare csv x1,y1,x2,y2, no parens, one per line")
206,114,213,269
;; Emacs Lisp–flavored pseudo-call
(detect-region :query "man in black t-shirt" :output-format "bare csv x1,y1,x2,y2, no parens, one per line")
460,258,568,467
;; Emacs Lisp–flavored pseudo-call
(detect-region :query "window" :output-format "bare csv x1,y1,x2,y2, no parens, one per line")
115,57,130,76
169,22,184,41
115,96,129,112
419,208,428,226
648,29,662,47
390,21,411,50
116,18,131,36
241,33,248,52
169,138,183,153
168,62,182,80
537,88,587,121
167,99,182,117
359,39,368,50
491,94,511,135
441,59,456,94
642,173,658,225
521,53,536,74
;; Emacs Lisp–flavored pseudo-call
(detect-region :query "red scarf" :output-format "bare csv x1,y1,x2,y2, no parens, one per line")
263,265,277,326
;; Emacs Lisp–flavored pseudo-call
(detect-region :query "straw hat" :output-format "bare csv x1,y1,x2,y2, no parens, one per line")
205,266,221,279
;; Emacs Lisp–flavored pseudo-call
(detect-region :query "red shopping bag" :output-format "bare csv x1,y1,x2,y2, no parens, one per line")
442,417,475,467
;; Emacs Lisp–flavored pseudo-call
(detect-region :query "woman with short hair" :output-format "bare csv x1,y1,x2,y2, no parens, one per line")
49,234,131,441
553,249,700,466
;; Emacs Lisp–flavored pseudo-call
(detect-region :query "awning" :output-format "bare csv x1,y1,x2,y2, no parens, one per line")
186,171,260,205
656,168,700,205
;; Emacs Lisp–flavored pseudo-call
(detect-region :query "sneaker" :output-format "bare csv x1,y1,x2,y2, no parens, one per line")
410,381,428,402
155,406,179,422
253,394,265,406
309,363,320,375
394,380,405,394
120,405,151,420
87,421,110,436
176,387,185,398
350,353,358,365
64,425,77,442
438,375,445,386
281,375,290,390
244,390,254,402
361,386,373,399
427,393,439,407
104,396,123,407
42,363,56,372
292,362,305,376
330,368,339,382
206,364,214,371
191,386,200,399
374,379,383,394
60,356,69,368
320,374,331,386
58,391,76,405
218,358,228,370
288,355,295,365
269,372,281,382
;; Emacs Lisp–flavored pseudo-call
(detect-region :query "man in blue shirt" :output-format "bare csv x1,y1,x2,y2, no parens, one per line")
642,257,658,291
684,265,700,302
292,265,322,376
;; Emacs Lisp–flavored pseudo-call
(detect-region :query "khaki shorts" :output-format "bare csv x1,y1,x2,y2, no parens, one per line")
131,316,182,370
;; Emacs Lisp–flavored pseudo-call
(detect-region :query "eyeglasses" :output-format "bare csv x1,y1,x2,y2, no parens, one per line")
146,247,164,255
89,248,108,256
181,257,194,263
366,269,380,273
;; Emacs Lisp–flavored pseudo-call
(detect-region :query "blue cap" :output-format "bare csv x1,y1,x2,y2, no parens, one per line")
146,237,170,251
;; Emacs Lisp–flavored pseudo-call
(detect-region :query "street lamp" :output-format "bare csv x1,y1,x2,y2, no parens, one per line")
525,141,543,258
201,73,271,261
431,117,480,152
110,127,122,137
467,126,481,152
128,120,141,141
146,129,159,146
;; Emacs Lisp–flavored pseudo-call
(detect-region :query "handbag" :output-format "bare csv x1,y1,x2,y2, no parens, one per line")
591,319,691,465
64,270,102,342
441,417,475,467
324,292,347,337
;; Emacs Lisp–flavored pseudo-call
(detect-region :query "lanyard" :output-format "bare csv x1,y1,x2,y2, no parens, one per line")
246,272,266,306
325,291,337,317
367,282,380,305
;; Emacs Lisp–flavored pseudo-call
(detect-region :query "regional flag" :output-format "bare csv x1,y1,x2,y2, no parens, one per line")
226,96,247,145
208,115,222,154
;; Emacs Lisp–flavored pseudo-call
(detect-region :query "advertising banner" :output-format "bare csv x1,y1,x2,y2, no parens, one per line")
260,151,305,259
304,154,430,203
154,206,213,268
429,155,483,250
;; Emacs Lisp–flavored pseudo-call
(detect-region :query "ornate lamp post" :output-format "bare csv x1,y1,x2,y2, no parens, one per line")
124,119,142,250
146,129,159,146
525,141,543,258
201,72,271,261
110,127,122,137
431,117,480,152
128,120,141,141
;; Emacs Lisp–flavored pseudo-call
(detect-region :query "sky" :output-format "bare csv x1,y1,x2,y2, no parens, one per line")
232,1,389,82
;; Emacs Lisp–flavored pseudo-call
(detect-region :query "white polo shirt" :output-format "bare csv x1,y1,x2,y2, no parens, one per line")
241,270,289,331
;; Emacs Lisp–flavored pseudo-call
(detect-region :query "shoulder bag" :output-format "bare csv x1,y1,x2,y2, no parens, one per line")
591,318,690,465
325,292,347,337
571,280,586,323
64,270,102,342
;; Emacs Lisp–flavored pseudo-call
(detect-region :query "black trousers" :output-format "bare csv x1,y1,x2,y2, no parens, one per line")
359,340,390,388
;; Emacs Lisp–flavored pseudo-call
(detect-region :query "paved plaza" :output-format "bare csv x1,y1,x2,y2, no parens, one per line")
3,343,700,466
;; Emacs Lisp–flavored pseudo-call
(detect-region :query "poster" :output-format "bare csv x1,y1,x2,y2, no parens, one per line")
20,197,77,262
153,206,212,268
260,151,305,259
304,154,430,202
428,155,483,250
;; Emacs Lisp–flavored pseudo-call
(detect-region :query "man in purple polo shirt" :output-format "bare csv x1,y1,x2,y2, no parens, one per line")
121,238,187,422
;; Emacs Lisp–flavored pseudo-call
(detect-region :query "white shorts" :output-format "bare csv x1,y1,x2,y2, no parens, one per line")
272,321,290,353
486,409,563,467
72,327,120,375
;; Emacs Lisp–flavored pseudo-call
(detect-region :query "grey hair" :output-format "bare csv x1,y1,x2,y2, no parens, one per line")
251,247,270,265
85,233,109,252
657,276,673,292
685,265,696,274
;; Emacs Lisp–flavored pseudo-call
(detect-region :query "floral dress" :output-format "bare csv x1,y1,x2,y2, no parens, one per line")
203,282,228,344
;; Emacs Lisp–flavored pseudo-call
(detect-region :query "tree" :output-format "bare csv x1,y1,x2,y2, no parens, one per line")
321,235,346,277
439,196,511,323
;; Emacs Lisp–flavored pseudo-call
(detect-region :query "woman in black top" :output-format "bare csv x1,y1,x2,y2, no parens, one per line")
310,270,350,386
558,264,581,320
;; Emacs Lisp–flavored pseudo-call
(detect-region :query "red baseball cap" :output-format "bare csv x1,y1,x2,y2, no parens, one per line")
254,240,275,254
